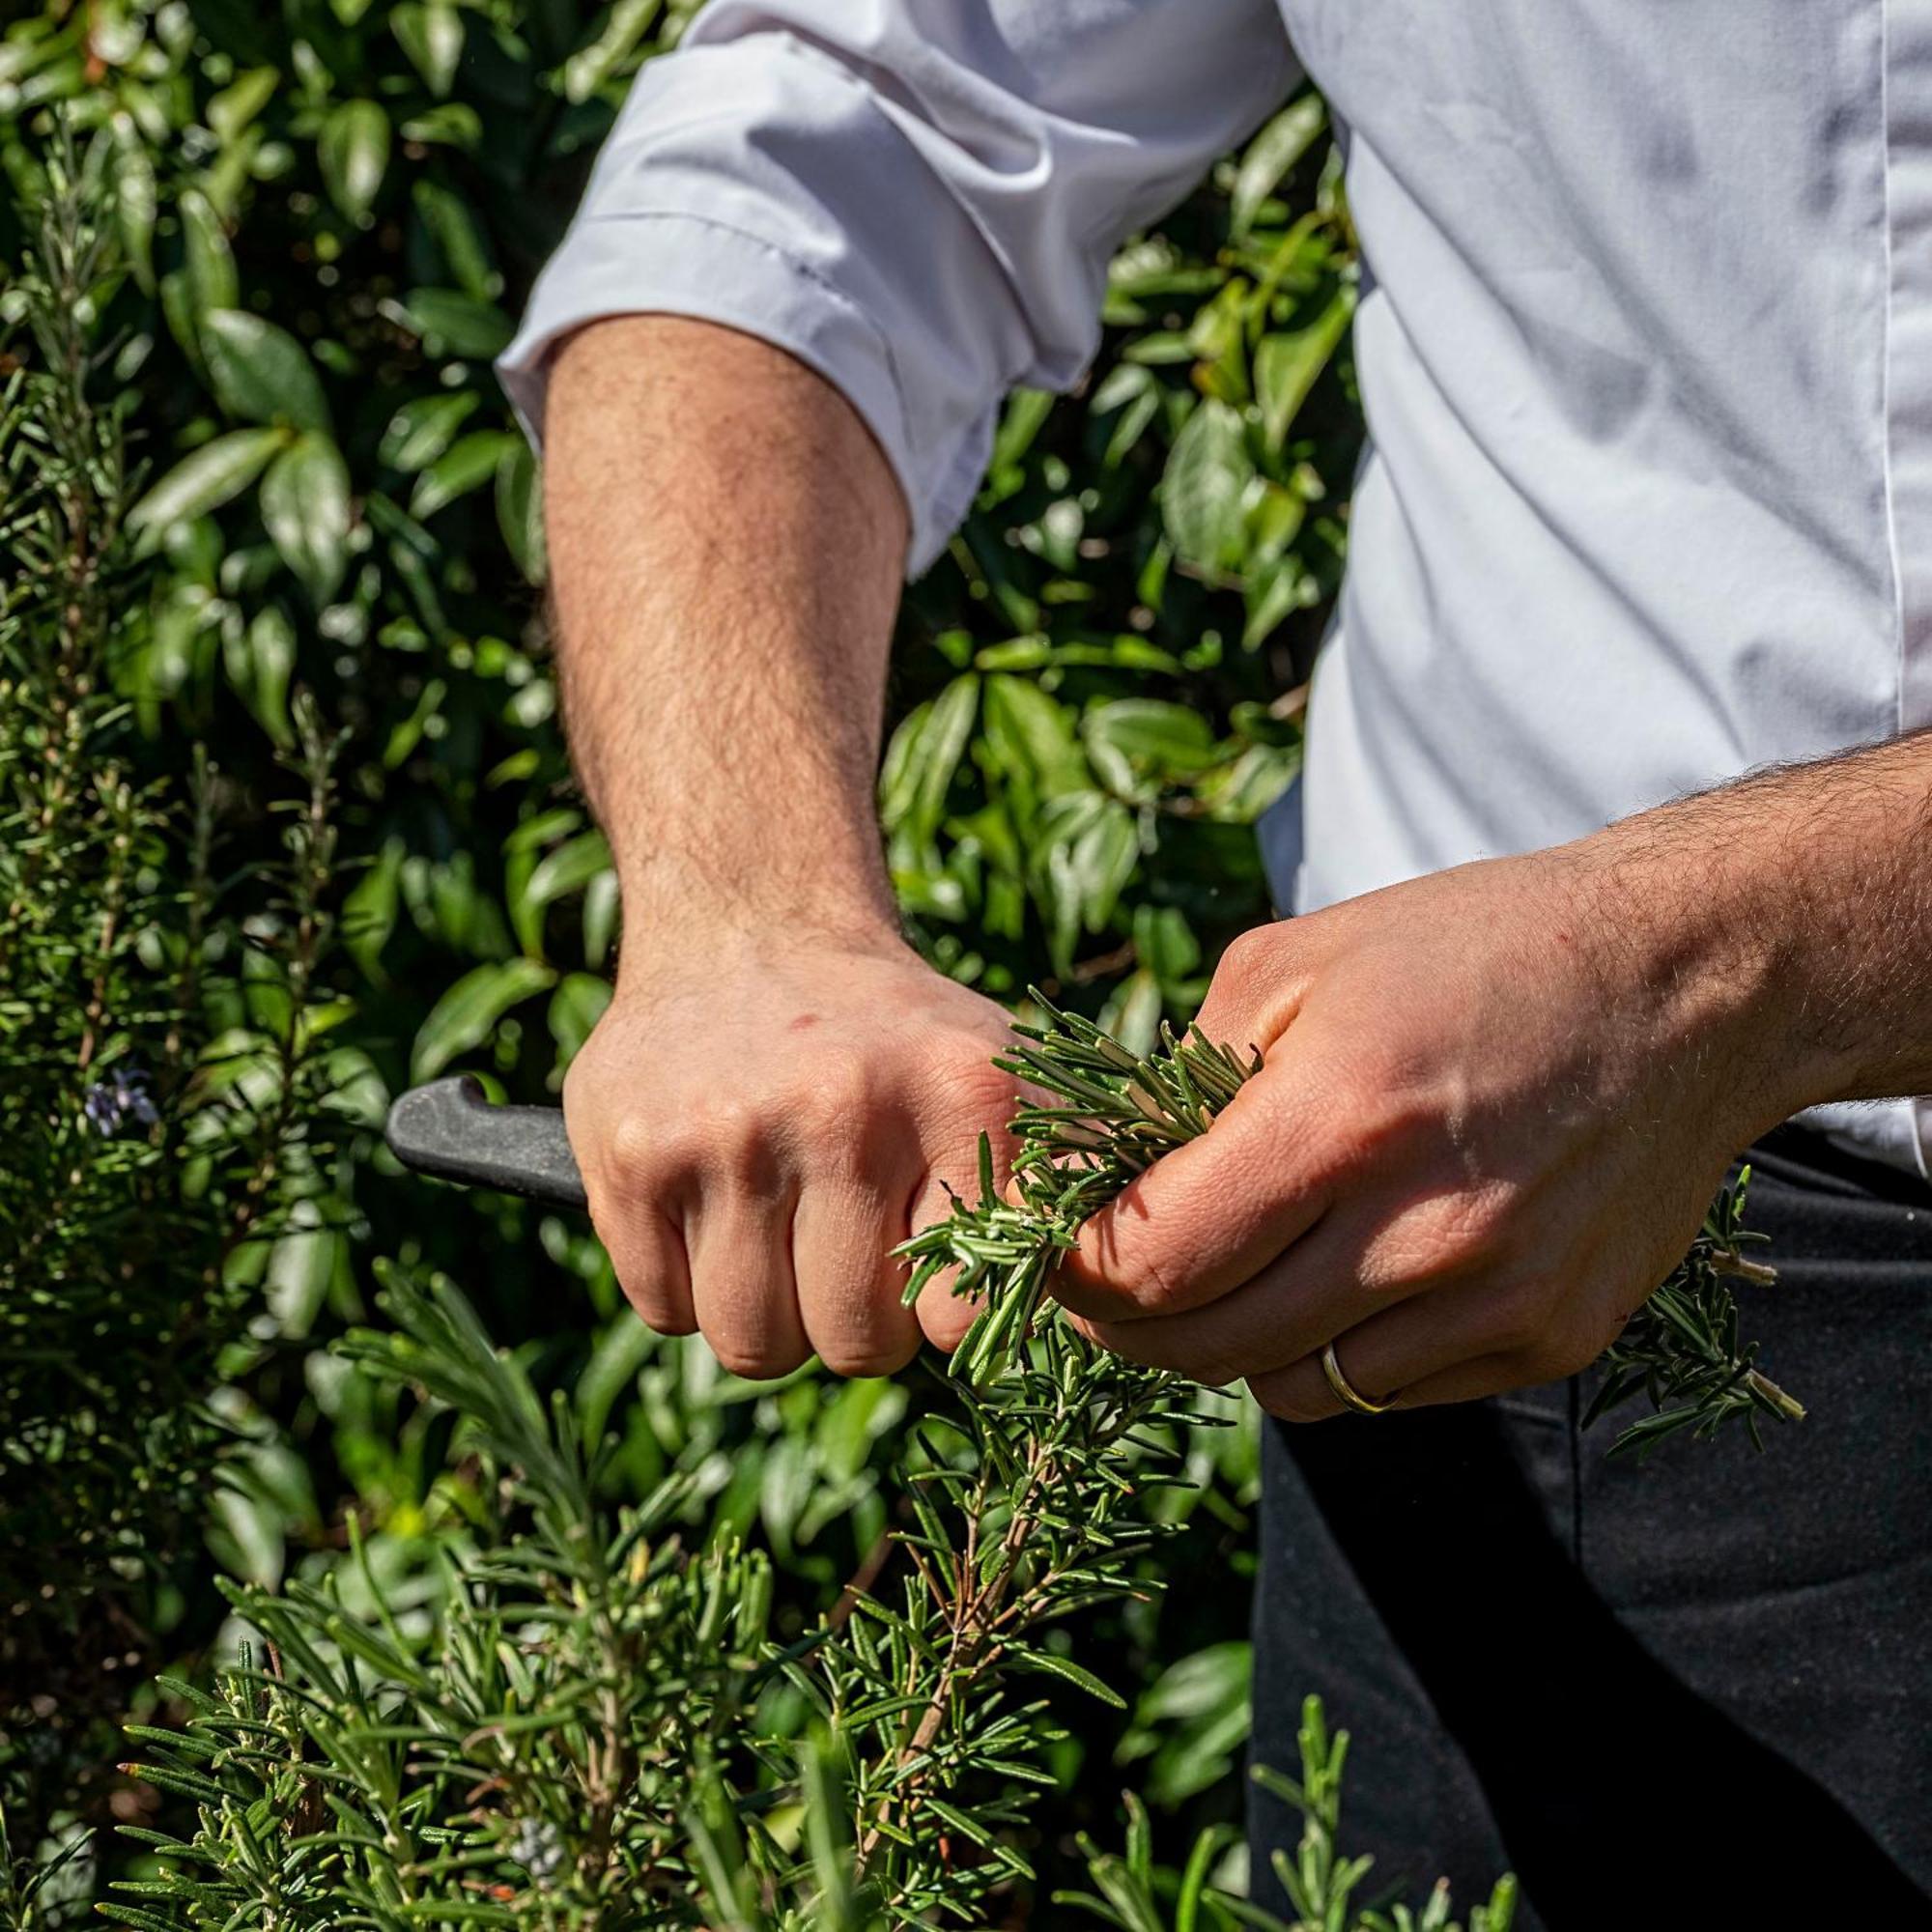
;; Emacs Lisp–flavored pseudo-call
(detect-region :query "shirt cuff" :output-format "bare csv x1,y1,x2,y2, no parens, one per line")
496,208,988,577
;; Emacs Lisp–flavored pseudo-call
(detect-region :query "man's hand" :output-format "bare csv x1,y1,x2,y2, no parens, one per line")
565,935,1017,1377
543,315,1017,1378
1052,835,1796,1419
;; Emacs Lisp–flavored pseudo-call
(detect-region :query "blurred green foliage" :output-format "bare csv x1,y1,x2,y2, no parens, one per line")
0,0,1360,1918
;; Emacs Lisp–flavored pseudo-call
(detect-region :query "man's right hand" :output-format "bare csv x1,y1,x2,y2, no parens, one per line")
563,933,1020,1378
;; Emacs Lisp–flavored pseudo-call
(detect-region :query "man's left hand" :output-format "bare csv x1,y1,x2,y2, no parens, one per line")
1052,838,1791,1419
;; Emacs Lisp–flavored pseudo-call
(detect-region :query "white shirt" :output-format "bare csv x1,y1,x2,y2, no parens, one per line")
500,0,1932,1178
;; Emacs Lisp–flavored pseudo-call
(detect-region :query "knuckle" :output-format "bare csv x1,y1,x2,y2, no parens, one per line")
1217,925,1273,988
790,1069,883,1149
604,1110,659,1183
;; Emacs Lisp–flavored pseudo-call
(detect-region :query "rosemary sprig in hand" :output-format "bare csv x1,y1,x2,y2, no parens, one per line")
899,991,1802,1455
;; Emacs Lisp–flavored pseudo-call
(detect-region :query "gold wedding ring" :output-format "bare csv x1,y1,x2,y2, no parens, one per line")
1321,1339,1397,1416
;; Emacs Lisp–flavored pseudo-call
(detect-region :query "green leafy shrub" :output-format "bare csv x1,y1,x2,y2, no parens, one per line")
108,1267,1513,1930
0,140,351,1846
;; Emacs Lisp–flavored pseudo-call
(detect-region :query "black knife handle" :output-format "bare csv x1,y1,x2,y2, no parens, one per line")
384,1076,586,1210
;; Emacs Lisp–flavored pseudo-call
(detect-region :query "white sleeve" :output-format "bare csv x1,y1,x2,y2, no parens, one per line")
497,0,1298,574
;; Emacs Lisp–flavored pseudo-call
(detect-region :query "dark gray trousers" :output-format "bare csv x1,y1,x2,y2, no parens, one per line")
1247,1128,1932,1927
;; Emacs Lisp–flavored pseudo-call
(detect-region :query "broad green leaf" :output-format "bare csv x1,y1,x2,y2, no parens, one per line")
1083,699,1218,792
1256,286,1355,452
222,604,298,746
129,427,285,530
393,1,466,96
1068,799,1141,928
1098,967,1163,1057
412,179,498,299
1161,399,1254,572
400,101,483,149
878,673,979,846
563,0,662,102
1233,97,1326,237
497,436,546,583
511,828,611,956
401,287,514,360
379,391,478,471
201,309,328,432
207,66,279,143
1134,904,1202,986
411,958,557,1082
179,188,238,315
410,429,517,519
113,133,157,293
260,433,352,601
982,673,1088,796
264,1219,345,1340
548,973,612,1072
319,99,390,222
342,837,405,980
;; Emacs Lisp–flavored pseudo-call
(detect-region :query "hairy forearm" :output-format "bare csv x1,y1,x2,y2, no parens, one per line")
544,316,910,961
1589,728,1932,1124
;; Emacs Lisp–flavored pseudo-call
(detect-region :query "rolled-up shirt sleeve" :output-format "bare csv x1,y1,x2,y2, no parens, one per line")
497,0,1297,573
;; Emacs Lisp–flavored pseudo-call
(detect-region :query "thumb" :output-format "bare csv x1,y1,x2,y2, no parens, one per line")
1052,1051,1331,1323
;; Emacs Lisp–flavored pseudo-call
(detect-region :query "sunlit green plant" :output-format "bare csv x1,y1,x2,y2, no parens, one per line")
0,134,348,1848
907,996,1797,1453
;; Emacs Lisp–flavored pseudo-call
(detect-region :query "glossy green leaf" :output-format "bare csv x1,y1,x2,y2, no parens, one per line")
1161,399,1254,572
511,828,611,956
411,957,557,1083
1256,286,1355,452
319,99,391,222
222,604,298,746
410,429,517,519
1232,96,1325,237
496,436,546,583
201,309,329,432
378,391,479,472
879,673,980,847
342,837,406,981
179,188,238,316
547,973,612,1072
412,179,498,299
1083,699,1218,790
563,0,663,102
207,67,279,144
260,432,353,602
400,288,515,360
128,427,286,531
113,135,157,293
393,1,466,96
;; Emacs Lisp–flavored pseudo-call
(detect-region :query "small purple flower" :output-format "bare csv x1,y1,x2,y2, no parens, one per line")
508,1816,564,1883
82,1064,160,1137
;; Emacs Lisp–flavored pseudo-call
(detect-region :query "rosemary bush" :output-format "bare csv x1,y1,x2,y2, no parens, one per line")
99,1001,1782,1925
105,1265,1518,1931
0,145,349,1846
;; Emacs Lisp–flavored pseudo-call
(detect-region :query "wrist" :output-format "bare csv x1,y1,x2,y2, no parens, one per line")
1561,818,1809,1147
611,857,907,991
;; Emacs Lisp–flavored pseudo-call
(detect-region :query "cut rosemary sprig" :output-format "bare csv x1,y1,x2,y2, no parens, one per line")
900,989,1801,1455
